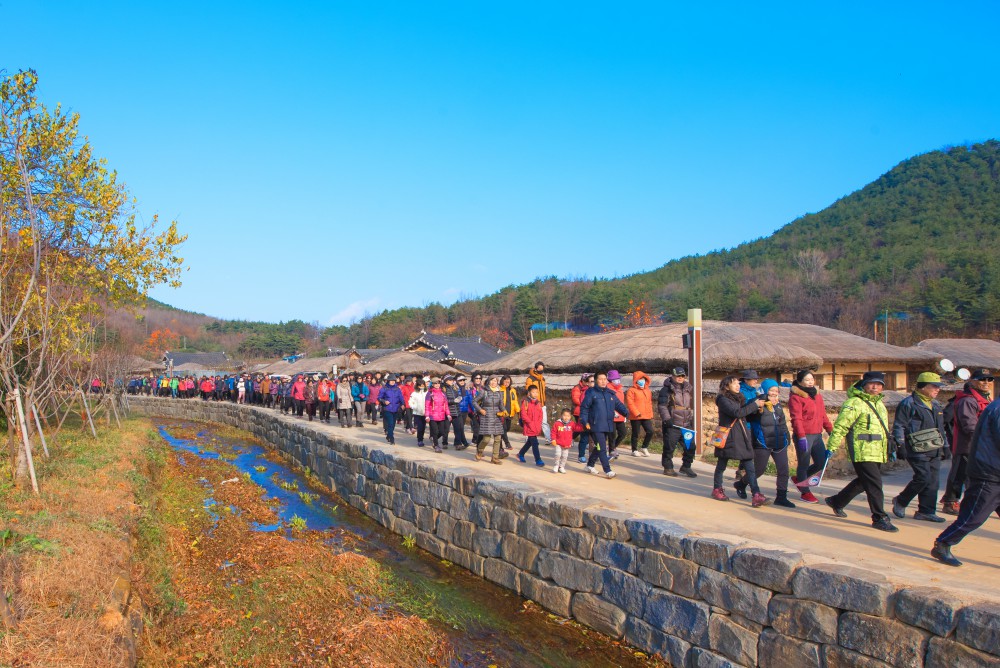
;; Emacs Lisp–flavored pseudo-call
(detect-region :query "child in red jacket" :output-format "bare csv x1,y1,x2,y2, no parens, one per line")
551,408,574,473
518,386,545,467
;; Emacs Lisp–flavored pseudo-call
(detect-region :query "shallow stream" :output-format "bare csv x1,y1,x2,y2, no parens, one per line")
154,419,661,668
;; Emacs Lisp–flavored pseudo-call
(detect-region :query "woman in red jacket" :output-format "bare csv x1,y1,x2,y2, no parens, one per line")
787,370,833,504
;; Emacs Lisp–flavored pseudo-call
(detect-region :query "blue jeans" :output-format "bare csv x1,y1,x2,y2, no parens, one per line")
519,436,541,462
385,410,397,443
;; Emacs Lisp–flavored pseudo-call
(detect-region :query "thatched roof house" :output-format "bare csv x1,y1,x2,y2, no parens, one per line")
257,356,335,377
915,339,1000,372
359,350,456,376
477,321,941,391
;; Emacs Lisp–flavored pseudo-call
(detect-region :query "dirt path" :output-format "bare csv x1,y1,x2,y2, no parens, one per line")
291,413,999,602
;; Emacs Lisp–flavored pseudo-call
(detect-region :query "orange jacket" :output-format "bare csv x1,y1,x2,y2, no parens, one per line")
625,371,654,419
610,381,627,422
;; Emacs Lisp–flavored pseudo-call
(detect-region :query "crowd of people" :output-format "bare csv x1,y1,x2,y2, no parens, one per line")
127,359,999,567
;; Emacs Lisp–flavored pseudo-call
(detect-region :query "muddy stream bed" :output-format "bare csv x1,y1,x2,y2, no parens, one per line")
150,419,665,667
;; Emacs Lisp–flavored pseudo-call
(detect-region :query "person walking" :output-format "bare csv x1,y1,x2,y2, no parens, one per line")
940,369,993,515
379,375,405,444
317,377,332,423
425,378,451,453
303,378,318,421
712,375,767,506
658,367,697,478
467,373,484,447
746,380,795,508
518,386,546,466
525,362,551,443
626,371,655,457
351,374,368,427
932,397,1000,567
409,378,428,446
607,370,628,457
788,370,833,504
474,376,507,464
580,372,629,479
572,374,594,463
824,371,898,532
444,375,470,450
891,372,948,523
336,374,353,427
551,408,575,473
499,375,520,452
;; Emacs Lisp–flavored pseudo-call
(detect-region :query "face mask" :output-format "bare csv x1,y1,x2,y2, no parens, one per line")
637,380,646,388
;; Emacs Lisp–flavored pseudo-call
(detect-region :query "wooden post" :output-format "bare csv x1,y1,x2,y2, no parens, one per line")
79,389,98,438
109,393,122,429
12,388,39,494
687,309,704,455
31,406,50,458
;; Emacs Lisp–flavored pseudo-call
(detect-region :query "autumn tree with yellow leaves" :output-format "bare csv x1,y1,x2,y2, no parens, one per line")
1,69,186,485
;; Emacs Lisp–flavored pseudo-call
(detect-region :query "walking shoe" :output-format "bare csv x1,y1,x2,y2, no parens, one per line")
499,450,509,459
800,491,819,504
605,470,616,479
475,452,484,462
711,487,729,501
433,445,442,453
774,494,796,508
611,451,620,460
751,493,769,508
490,457,503,465
558,467,566,474
586,466,598,475
891,496,906,519
663,467,678,477
417,441,424,447
733,480,748,500
578,456,588,463
825,497,847,517
456,444,469,451
931,541,962,567
631,450,640,457
913,512,946,523
872,517,899,532
640,448,650,457
518,455,527,463
941,501,960,515
552,465,559,473
535,460,546,467
678,466,698,478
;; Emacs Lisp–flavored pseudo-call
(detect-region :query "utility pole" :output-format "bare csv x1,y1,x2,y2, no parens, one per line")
686,309,703,454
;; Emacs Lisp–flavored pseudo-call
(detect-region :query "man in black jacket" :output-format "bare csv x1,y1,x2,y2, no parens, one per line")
658,367,697,478
932,397,1000,566
891,372,948,523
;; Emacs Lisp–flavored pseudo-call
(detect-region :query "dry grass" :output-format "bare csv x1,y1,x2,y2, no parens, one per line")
0,417,150,667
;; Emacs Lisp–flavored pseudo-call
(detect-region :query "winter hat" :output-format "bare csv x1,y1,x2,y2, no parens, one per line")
971,368,995,381
741,369,760,380
760,379,780,395
607,369,622,381
580,373,592,381
860,371,886,387
915,372,943,387
386,374,398,382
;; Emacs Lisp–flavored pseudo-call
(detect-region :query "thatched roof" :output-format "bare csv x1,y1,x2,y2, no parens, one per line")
359,350,456,375
257,356,335,376
477,321,941,375
915,339,1000,371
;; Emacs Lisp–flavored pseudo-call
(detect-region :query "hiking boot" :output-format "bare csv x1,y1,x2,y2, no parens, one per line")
751,493,769,508
931,541,962,567
774,493,796,508
892,496,906,519
678,466,697,478
490,457,503,465
734,480,748,499
800,490,819,504
913,512,946,523
872,517,899,532
663,467,678,477
941,501,960,515
825,497,847,518
711,487,729,501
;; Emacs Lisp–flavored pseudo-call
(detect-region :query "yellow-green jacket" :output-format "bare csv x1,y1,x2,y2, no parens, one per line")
827,383,890,464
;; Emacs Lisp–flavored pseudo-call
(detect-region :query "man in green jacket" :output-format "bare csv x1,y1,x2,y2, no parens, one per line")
825,371,898,532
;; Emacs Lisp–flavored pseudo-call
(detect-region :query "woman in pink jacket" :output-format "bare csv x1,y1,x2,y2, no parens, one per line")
787,370,833,504
425,378,451,453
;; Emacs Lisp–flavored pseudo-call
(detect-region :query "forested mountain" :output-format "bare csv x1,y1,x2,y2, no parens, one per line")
325,140,1000,349
132,140,1000,354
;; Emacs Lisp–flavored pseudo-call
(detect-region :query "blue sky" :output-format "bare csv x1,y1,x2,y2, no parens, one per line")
6,2,999,325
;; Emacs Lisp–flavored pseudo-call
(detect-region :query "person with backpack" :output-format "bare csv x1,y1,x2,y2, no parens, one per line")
891,372,948,523
658,367,697,478
746,379,795,508
824,371,898,532
712,375,766,505
932,396,1000,567
941,369,993,515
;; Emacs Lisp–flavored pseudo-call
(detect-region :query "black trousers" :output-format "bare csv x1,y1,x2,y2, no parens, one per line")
943,453,969,502
829,461,888,522
430,419,449,446
414,415,426,442
662,425,695,470
451,414,469,446
897,452,942,514
630,419,654,450
469,412,482,445
937,478,1000,546
612,422,627,449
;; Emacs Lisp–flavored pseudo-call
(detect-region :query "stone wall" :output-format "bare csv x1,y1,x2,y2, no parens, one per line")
129,397,999,668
